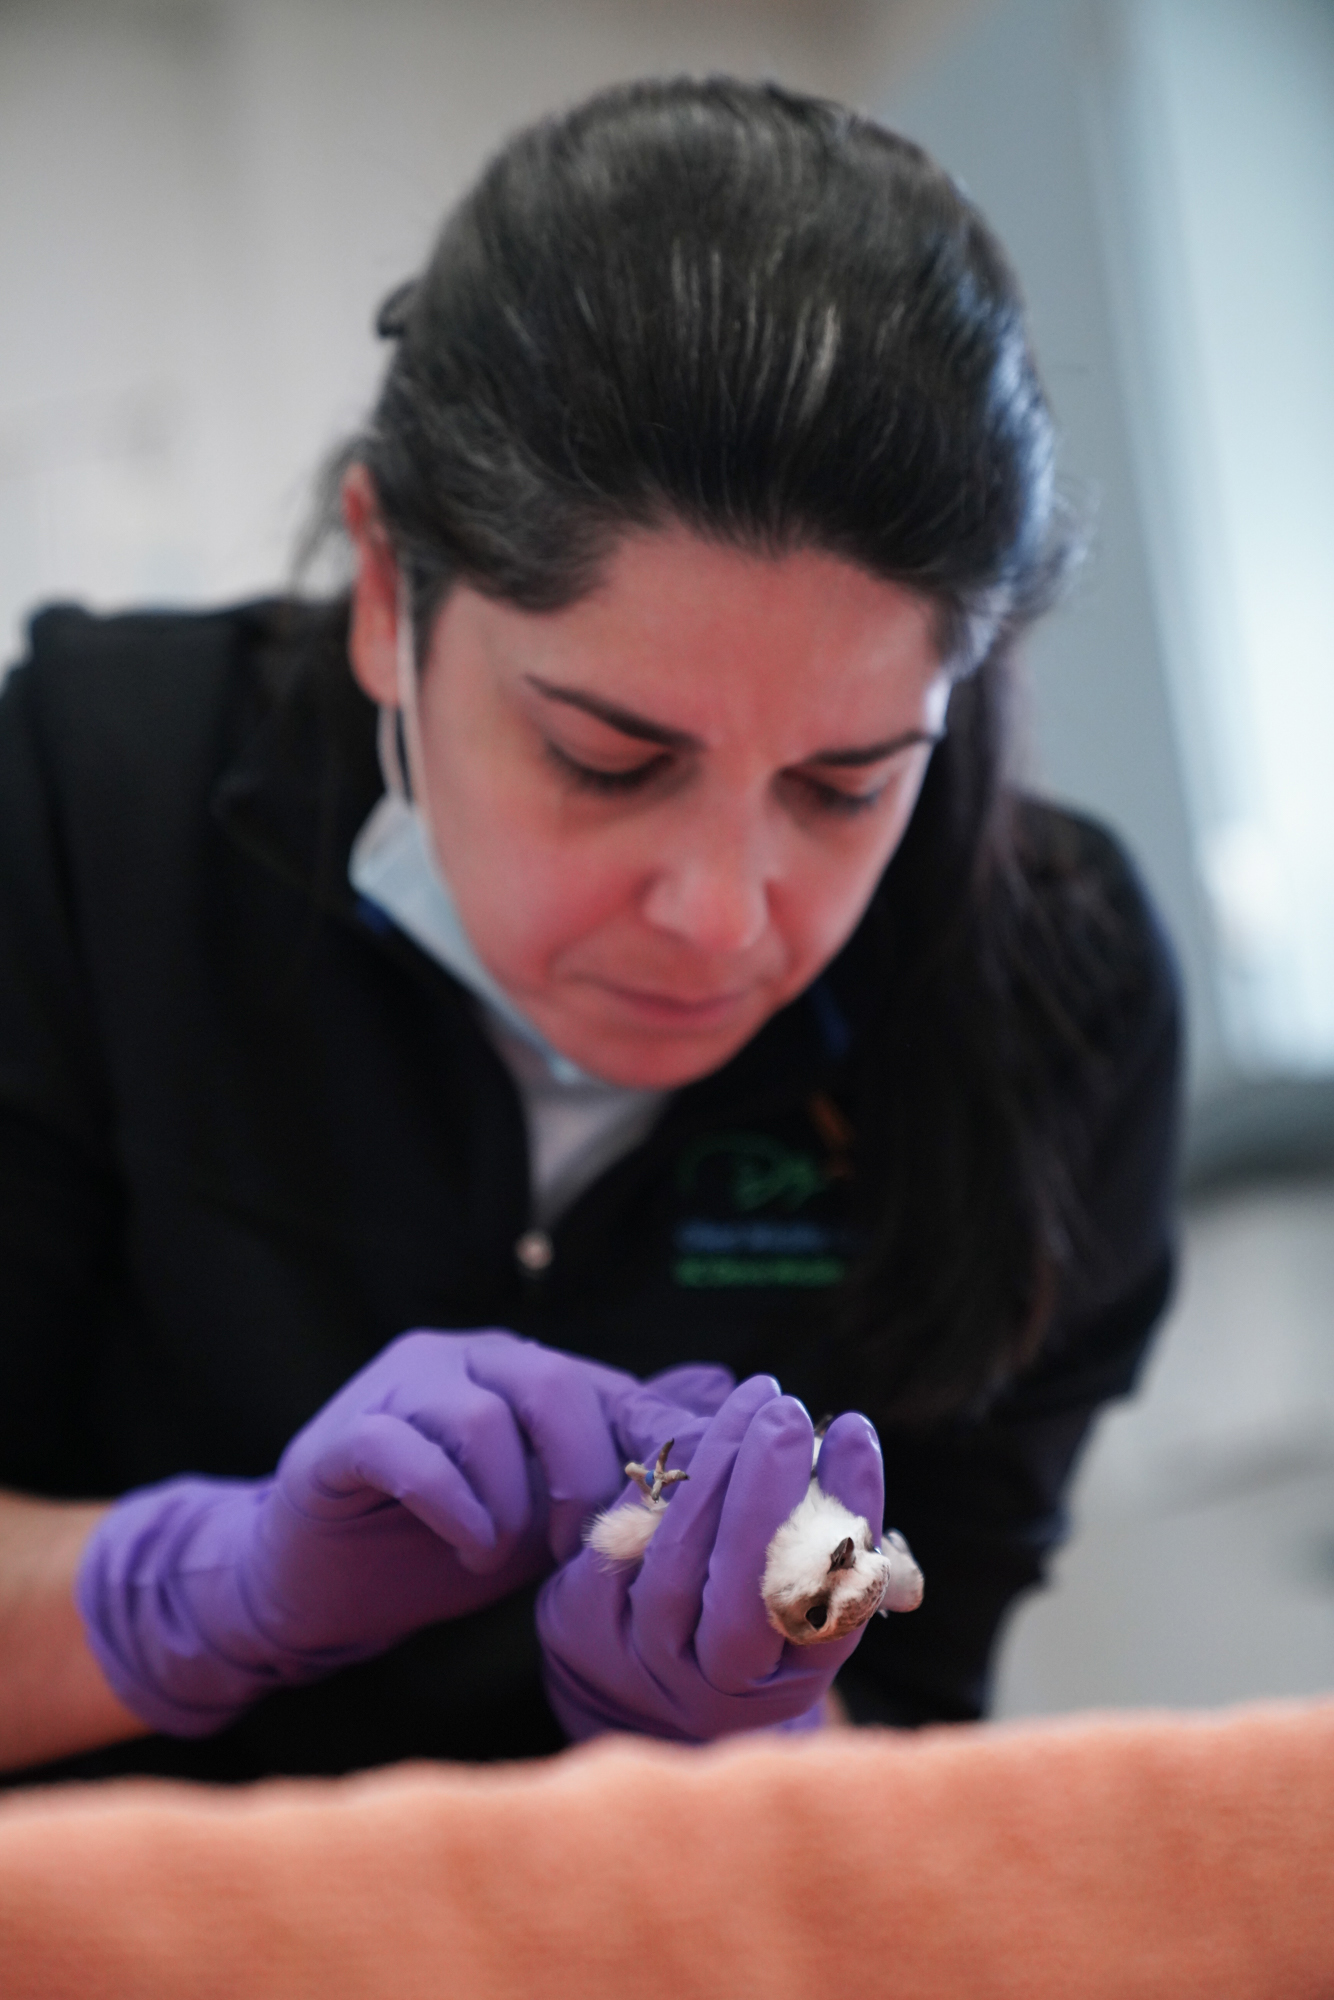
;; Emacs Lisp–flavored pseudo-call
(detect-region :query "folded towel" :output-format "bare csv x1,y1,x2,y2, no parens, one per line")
1,1699,1331,1999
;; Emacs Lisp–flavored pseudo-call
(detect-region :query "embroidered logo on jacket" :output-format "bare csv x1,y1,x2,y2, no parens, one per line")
670,1130,854,1289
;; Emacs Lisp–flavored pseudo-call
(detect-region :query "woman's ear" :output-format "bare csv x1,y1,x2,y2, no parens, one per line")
343,463,401,707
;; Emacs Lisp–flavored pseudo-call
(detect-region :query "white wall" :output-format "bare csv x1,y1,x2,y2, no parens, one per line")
1098,0,1334,1073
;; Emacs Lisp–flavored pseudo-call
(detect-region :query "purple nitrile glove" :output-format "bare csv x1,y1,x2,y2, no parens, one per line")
536,1375,885,1744
609,1361,734,1469
76,1329,675,1738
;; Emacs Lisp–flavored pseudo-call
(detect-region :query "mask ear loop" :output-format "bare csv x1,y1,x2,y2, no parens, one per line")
398,571,436,813
375,701,408,804
385,571,461,902
375,570,426,816
372,573,412,804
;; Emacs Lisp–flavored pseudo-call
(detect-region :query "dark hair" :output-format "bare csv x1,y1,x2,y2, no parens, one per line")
333,78,1115,1423
358,78,1069,658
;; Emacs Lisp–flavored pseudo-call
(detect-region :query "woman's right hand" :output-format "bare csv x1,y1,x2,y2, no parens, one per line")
76,1330,712,1739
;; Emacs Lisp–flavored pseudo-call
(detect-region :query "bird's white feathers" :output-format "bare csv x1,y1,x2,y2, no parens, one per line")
878,1528,928,1614
584,1433,924,1645
584,1495,666,1563
760,1480,892,1645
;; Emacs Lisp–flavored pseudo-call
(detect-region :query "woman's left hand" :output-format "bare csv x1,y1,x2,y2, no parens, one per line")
536,1376,884,1743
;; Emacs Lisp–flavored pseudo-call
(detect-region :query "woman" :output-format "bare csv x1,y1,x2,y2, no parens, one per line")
0,78,1178,1784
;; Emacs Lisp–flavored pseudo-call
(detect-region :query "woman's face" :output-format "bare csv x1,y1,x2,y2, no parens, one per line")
349,514,949,1089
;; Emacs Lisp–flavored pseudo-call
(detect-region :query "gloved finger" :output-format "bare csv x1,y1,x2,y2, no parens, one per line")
695,1395,816,1691
609,1383,711,1475
311,1411,505,1563
642,1364,736,1417
813,1412,884,1536
349,1332,536,1543
463,1335,627,1561
629,1375,781,1657
392,1373,535,1546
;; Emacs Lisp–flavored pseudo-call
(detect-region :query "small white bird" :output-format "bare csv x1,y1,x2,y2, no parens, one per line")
585,1434,924,1644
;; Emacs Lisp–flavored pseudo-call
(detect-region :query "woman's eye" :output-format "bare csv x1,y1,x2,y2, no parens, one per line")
799,775,886,818
545,740,668,795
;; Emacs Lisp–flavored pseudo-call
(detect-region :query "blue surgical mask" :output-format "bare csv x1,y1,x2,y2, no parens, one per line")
348,585,593,1087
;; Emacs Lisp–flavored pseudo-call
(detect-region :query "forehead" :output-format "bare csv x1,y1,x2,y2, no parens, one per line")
441,526,944,746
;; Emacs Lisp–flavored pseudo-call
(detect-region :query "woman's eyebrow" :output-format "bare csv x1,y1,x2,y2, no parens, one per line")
524,674,942,765
807,730,944,767
524,675,700,750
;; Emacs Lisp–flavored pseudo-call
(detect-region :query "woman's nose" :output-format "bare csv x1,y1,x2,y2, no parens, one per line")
639,822,774,956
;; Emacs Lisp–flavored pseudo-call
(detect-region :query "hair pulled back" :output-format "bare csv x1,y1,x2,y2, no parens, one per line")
335,79,1126,1425
358,76,1069,661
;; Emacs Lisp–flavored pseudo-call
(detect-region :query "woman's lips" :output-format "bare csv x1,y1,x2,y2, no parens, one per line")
589,979,758,1027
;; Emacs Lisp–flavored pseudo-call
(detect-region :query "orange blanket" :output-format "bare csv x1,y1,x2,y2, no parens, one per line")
0,1699,1330,1999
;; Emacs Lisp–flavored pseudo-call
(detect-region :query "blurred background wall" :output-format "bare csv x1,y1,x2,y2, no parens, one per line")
1,0,1331,1713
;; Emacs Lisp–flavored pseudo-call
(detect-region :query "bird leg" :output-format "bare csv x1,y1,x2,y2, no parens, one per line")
624,1438,689,1507
585,1439,690,1563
